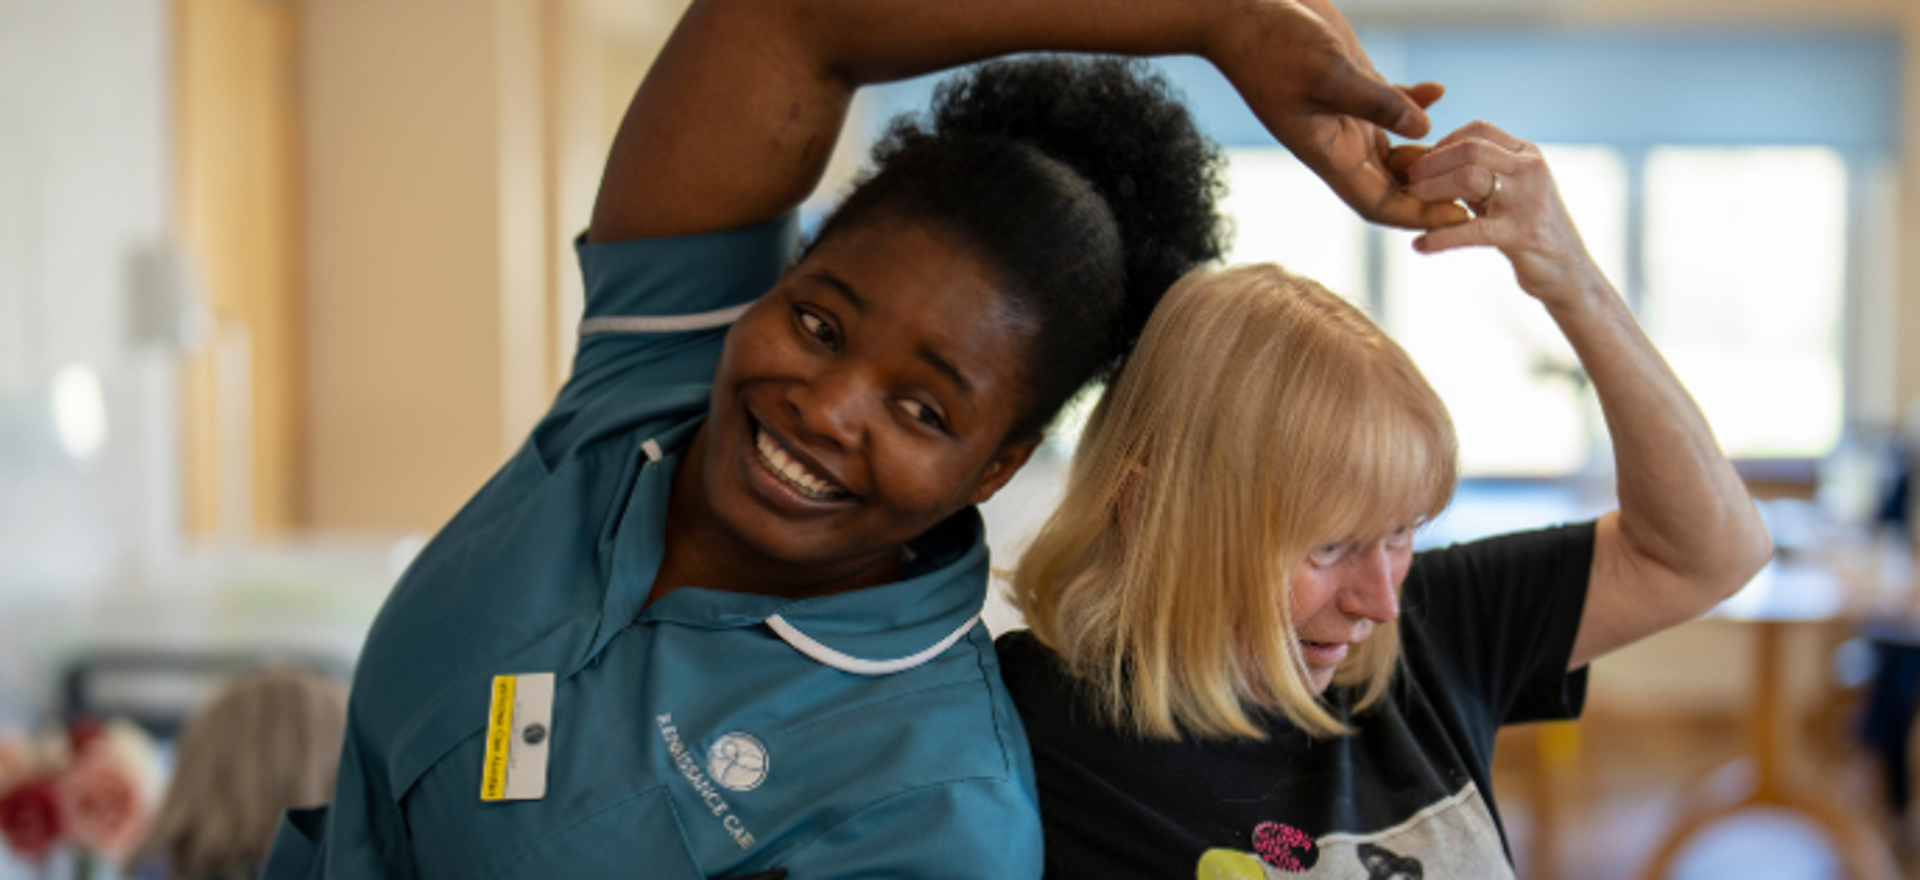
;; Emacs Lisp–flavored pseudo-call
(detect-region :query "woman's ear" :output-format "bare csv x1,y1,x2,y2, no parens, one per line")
965,438,1041,507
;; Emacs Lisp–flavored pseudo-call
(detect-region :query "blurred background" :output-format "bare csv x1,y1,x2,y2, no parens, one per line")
0,0,1914,877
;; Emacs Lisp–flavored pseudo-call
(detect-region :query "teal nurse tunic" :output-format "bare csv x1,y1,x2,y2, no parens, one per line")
262,214,1044,879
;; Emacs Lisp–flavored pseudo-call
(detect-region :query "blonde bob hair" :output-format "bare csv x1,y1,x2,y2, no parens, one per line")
1012,263,1457,741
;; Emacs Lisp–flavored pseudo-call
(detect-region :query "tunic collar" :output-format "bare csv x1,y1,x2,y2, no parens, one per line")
594,419,989,676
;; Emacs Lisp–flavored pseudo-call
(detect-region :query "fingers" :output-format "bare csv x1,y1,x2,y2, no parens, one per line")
1431,119,1528,153
1401,81,1445,111
1417,199,1474,229
1316,142,1469,230
1402,162,1503,209
1412,217,1501,254
1406,137,1522,187
1385,144,1428,184
1315,57,1431,140
1370,86,1443,187
1352,181,1474,230
1324,140,1469,229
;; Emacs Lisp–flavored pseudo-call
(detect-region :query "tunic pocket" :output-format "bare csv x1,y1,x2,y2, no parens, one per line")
489,785,705,880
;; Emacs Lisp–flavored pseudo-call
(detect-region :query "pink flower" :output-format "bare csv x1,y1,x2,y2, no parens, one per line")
57,722,159,864
0,776,62,862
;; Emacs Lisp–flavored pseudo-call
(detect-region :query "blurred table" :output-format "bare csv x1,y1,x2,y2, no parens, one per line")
1635,556,1905,880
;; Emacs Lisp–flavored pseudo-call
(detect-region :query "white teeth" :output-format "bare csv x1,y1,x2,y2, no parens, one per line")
755,428,846,500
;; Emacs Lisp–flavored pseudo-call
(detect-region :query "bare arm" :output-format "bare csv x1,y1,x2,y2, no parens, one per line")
1402,122,1773,670
589,0,1467,244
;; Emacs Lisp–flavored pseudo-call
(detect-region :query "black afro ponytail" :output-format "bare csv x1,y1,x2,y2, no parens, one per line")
814,55,1226,441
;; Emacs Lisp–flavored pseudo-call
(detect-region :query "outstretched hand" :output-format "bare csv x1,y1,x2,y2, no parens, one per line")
1402,121,1606,307
1215,1,1470,230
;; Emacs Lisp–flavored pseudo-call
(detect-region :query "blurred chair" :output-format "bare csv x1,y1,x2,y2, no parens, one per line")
61,651,349,741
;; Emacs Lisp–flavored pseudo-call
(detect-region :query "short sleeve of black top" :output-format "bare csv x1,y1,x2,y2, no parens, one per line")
996,521,1596,880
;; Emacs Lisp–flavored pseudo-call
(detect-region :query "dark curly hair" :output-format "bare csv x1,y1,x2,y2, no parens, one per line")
813,56,1226,442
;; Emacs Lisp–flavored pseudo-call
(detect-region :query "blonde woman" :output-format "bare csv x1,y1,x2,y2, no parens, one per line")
133,669,348,880
997,121,1772,878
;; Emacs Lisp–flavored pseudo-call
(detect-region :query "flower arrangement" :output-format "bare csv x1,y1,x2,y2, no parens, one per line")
0,719,162,868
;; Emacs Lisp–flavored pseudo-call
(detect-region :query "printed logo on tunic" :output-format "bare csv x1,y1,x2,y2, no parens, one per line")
656,714,756,850
1193,782,1509,879
707,732,770,792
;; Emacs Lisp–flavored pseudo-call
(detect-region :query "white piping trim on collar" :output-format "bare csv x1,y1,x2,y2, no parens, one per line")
765,612,981,676
580,303,750,336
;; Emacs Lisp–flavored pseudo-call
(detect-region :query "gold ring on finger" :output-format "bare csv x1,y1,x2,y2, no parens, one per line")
1473,170,1502,216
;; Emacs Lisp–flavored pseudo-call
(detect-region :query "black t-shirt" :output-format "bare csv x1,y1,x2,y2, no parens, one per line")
996,522,1596,879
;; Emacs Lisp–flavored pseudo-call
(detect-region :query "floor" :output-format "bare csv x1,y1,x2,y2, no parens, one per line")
1490,713,1906,880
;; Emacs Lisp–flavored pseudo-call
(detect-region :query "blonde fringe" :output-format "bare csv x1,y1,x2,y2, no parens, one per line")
1012,264,1456,741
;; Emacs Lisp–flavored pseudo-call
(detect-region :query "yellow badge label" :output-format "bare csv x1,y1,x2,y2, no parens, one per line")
480,674,517,801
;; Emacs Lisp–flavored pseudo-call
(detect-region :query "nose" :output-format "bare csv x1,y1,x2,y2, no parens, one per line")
1339,542,1401,624
787,361,870,451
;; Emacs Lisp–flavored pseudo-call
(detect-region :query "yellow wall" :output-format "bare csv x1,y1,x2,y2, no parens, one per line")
175,0,303,535
295,0,686,533
301,0,562,531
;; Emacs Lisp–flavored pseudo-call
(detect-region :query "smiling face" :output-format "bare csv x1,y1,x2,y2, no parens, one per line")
1288,523,1417,695
690,220,1040,591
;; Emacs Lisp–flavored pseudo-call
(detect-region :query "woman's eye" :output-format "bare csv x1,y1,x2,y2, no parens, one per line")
1309,544,1344,566
900,399,947,432
1386,526,1415,548
796,309,837,348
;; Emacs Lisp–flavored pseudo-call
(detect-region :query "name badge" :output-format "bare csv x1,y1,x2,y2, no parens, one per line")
481,672,554,802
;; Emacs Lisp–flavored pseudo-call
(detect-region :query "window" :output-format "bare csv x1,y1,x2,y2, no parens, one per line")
1219,149,1369,308
1643,146,1848,459
1216,145,1634,477
1215,140,1855,475
1383,145,1628,476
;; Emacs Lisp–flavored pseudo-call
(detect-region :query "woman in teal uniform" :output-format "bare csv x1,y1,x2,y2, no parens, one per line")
262,0,1464,877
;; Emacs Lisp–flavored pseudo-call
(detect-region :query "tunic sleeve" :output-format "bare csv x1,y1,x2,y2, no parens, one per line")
261,712,417,880
1400,521,1598,729
539,213,798,462
567,214,796,391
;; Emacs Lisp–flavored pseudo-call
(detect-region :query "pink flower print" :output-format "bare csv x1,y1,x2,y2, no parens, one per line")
1252,821,1318,872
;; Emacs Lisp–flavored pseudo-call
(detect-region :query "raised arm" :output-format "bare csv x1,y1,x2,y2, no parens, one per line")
589,0,1467,244
1402,121,1773,670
